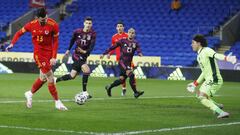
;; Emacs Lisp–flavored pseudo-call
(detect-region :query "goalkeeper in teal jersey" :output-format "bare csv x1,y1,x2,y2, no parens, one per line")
187,34,237,118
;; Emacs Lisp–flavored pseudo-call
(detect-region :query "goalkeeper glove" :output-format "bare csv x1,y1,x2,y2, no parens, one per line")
225,53,237,64
187,80,198,93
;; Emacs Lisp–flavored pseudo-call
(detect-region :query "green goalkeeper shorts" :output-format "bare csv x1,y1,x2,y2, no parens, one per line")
199,79,223,97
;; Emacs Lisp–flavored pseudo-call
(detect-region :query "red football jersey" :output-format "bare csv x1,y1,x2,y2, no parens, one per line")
11,18,59,59
110,32,128,61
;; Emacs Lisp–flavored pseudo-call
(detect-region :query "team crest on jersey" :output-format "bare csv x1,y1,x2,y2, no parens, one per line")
132,43,136,48
87,34,91,40
45,30,49,35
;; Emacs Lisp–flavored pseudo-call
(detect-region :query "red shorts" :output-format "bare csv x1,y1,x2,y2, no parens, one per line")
34,54,52,74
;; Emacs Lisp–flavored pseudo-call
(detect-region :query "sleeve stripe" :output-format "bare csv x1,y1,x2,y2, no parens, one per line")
213,53,216,59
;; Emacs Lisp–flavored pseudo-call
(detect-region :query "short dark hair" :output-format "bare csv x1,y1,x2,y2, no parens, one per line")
193,34,207,47
116,21,124,26
36,8,47,18
84,16,93,22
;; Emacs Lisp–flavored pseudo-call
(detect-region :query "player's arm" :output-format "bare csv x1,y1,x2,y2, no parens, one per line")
187,72,204,93
50,22,59,66
100,41,121,59
136,43,143,56
6,23,30,51
52,23,59,59
65,32,76,55
108,37,115,56
207,48,237,64
215,53,237,64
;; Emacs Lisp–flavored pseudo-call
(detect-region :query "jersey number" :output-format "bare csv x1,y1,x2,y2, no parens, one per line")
37,36,43,42
81,39,87,46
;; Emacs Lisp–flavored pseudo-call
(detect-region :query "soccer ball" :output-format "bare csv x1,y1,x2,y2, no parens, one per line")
74,93,87,105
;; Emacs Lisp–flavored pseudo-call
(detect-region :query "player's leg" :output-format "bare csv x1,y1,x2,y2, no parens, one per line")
56,56,81,83
105,64,127,97
56,69,78,82
197,81,228,118
121,62,135,96
126,69,144,98
105,76,126,97
81,63,92,98
121,79,127,96
209,80,224,108
81,64,90,92
24,70,47,108
45,70,67,110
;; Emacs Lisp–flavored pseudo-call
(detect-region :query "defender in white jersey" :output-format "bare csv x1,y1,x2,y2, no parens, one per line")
187,34,237,118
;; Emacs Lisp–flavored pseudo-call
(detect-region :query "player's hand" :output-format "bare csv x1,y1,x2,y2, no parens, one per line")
226,55,237,64
50,58,57,66
187,82,198,93
107,54,111,59
139,53,143,57
65,50,70,56
5,44,13,52
100,54,104,59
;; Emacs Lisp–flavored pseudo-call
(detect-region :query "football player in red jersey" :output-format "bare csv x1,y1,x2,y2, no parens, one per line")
6,8,67,111
107,21,129,96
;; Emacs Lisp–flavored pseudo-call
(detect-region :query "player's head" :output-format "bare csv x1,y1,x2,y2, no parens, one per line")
192,34,207,51
36,8,48,26
128,28,136,40
116,21,125,34
83,16,93,31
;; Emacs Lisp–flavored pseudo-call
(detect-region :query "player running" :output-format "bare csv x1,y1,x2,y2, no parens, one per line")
100,28,144,98
55,17,96,99
187,34,237,118
6,8,67,110
107,21,129,96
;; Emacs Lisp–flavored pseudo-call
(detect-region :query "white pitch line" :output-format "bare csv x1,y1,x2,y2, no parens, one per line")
0,122,240,135
0,95,222,104
0,95,200,104
115,122,240,135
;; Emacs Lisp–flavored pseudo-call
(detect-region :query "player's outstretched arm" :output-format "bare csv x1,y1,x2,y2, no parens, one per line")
5,28,26,51
5,44,14,52
213,52,237,64
224,53,237,64
102,42,120,57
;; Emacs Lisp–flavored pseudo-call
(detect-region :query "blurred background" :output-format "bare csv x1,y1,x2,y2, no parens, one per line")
0,0,239,81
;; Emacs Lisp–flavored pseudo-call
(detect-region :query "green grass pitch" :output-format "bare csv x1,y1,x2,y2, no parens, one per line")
0,73,240,135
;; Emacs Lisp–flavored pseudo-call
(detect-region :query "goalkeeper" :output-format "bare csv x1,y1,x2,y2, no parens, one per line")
187,34,237,118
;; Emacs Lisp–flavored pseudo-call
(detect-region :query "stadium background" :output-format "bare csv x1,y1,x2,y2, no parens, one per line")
0,0,240,135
